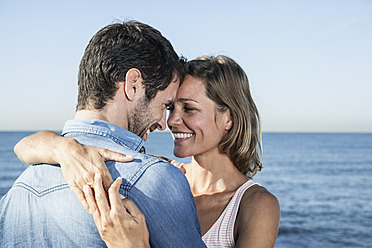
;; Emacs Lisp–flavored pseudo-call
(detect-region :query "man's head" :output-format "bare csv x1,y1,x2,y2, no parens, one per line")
76,21,183,139
77,20,182,110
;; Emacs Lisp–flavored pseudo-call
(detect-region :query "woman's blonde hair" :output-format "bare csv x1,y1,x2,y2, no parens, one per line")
186,55,262,177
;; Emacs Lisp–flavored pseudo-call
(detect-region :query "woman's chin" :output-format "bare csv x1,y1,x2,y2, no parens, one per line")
173,149,190,159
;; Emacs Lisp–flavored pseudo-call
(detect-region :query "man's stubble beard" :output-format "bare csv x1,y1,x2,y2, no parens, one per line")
128,97,152,139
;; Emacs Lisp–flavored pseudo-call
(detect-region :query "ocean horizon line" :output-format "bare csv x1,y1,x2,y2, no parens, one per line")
1,130,371,135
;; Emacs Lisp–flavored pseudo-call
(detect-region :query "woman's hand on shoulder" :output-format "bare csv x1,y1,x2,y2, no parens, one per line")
14,130,134,212
150,155,186,174
54,137,134,212
235,185,280,248
84,174,150,248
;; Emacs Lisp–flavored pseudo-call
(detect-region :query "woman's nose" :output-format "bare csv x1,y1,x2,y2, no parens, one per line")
167,110,182,127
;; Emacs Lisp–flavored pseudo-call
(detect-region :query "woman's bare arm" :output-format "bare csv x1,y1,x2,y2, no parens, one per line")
235,186,280,248
14,130,133,211
15,130,66,164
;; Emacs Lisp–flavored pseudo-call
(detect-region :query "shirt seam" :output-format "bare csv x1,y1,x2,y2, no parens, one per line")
11,182,70,197
63,126,144,152
121,157,161,198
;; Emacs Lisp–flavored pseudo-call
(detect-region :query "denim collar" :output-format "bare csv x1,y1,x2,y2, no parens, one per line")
62,119,145,152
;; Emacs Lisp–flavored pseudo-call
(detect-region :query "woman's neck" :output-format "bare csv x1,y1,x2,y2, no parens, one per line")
185,150,248,196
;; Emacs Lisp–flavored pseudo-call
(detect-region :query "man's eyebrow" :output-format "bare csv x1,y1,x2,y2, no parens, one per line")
165,99,173,105
178,98,198,103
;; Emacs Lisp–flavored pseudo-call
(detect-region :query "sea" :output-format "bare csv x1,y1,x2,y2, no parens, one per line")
1,131,372,247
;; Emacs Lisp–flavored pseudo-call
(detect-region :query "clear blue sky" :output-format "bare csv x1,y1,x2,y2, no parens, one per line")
1,0,371,132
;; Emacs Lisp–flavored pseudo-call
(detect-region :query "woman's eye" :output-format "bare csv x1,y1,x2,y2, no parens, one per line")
184,107,194,112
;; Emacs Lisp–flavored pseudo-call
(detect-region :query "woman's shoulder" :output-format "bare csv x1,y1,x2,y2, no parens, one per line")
240,183,280,216
235,183,280,231
234,183,280,246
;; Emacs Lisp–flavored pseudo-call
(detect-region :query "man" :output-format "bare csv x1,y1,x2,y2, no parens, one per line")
0,21,205,247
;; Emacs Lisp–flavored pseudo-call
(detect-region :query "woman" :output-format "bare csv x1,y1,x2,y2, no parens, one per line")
15,55,280,247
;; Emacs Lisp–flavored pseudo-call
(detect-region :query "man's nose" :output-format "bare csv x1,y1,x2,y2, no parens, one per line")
157,109,167,131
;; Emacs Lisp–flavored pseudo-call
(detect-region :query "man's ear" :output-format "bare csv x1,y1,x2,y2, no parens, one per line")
124,68,144,101
224,109,233,131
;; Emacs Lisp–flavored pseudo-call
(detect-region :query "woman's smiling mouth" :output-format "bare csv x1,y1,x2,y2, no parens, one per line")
172,132,194,141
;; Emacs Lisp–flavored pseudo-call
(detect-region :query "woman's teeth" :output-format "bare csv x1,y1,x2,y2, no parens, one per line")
173,133,193,139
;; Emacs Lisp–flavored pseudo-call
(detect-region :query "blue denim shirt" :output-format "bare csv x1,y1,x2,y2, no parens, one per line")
0,119,205,248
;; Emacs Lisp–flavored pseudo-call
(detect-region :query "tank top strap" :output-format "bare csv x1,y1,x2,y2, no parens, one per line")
202,179,259,247
225,179,259,240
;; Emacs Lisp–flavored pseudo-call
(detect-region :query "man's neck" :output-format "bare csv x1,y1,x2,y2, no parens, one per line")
74,108,128,130
75,86,130,131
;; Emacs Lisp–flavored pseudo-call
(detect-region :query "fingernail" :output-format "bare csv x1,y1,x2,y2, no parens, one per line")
119,194,126,199
171,160,184,168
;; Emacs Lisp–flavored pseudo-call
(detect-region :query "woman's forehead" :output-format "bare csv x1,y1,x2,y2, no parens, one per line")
177,76,205,96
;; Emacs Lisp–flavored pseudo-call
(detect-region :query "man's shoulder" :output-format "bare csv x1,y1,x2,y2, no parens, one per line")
111,155,190,197
130,156,189,190
107,154,183,183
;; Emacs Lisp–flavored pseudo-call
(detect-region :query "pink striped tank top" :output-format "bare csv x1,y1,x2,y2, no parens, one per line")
202,180,258,247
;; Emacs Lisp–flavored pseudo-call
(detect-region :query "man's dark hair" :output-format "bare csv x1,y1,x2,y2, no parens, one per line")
77,20,182,110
